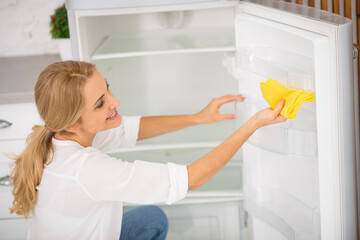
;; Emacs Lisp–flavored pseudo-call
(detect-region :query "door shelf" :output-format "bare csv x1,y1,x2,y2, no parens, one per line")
245,187,320,240
236,47,314,88
243,143,320,240
223,47,315,96
91,28,235,60
236,98,317,157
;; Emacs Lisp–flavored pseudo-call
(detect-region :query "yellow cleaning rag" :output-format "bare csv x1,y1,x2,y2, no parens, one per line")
260,79,315,120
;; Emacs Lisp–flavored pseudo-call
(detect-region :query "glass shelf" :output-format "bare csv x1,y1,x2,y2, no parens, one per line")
107,128,243,197
91,28,235,60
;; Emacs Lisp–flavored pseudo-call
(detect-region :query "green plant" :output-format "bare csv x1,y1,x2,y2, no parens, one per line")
50,4,70,39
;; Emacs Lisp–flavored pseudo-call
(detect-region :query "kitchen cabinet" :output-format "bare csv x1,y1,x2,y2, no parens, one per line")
0,103,42,239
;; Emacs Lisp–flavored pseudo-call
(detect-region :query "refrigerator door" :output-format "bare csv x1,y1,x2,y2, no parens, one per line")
234,1,357,240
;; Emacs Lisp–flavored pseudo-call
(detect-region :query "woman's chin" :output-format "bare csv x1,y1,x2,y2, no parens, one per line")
107,115,122,129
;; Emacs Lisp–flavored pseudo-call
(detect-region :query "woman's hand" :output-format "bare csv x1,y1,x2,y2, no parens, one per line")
194,94,245,124
138,94,245,141
251,99,287,129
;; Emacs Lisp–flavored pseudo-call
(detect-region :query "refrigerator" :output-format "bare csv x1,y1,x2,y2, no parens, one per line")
65,0,359,239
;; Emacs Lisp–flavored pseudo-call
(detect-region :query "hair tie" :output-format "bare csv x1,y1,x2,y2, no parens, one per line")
44,125,52,131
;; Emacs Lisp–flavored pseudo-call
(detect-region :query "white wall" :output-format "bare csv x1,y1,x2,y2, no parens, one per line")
0,0,65,57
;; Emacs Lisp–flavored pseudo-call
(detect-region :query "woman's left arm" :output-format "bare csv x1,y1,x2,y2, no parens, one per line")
137,94,245,141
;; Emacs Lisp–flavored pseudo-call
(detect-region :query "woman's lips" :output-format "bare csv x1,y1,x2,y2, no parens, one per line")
106,110,119,120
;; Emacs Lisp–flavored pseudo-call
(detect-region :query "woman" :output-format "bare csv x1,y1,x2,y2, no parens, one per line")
10,61,286,240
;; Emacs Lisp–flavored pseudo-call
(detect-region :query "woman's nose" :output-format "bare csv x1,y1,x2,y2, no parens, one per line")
109,96,120,109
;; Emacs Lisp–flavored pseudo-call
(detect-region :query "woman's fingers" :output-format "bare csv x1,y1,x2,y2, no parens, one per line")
273,99,285,115
278,115,288,122
195,94,245,124
272,100,287,123
213,94,245,108
220,113,236,120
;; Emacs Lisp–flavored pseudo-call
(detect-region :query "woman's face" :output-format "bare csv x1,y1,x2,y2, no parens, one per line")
77,70,122,136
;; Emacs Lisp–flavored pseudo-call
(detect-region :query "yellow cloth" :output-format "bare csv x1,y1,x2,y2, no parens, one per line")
260,79,315,120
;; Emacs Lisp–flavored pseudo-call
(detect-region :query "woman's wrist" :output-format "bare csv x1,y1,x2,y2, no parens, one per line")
246,116,262,131
191,113,205,125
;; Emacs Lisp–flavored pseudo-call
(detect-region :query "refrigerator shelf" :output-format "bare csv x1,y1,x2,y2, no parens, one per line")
235,47,314,80
185,190,243,199
236,99,317,157
107,141,222,153
223,47,315,96
107,141,242,166
108,144,242,194
91,28,235,60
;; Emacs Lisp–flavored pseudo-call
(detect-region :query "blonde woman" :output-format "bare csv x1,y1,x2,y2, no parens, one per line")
10,61,286,240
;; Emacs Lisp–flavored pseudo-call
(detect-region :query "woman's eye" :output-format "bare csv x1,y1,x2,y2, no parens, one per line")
97,100,104,109
106,83,110,90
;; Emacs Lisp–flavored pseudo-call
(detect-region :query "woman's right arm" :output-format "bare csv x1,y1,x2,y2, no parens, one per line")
187,99,287,190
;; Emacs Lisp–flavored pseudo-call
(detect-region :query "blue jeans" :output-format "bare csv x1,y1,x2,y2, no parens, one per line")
120,205,168,240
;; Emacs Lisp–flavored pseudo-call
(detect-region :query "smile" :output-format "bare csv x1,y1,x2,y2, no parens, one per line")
106,110,118,120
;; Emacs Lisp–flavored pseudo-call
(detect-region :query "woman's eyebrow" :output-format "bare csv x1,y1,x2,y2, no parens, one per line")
93,94,105,107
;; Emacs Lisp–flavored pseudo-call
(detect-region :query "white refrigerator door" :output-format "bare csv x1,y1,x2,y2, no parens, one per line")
235,1,357,240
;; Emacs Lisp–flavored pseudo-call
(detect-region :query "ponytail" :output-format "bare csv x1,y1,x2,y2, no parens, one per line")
10,125,55,218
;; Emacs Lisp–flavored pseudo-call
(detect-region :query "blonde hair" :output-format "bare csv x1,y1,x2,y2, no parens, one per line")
10,61,96,218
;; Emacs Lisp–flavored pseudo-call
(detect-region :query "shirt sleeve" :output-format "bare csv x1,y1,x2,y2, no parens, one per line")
76,148,188,205
92,116,141,152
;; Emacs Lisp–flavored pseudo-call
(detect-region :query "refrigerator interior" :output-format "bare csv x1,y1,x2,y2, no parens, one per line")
97,52,245,240
76,5,247,239
72,2,329,239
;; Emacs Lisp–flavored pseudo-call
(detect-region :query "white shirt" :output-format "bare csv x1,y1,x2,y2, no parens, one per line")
28,116,188,240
